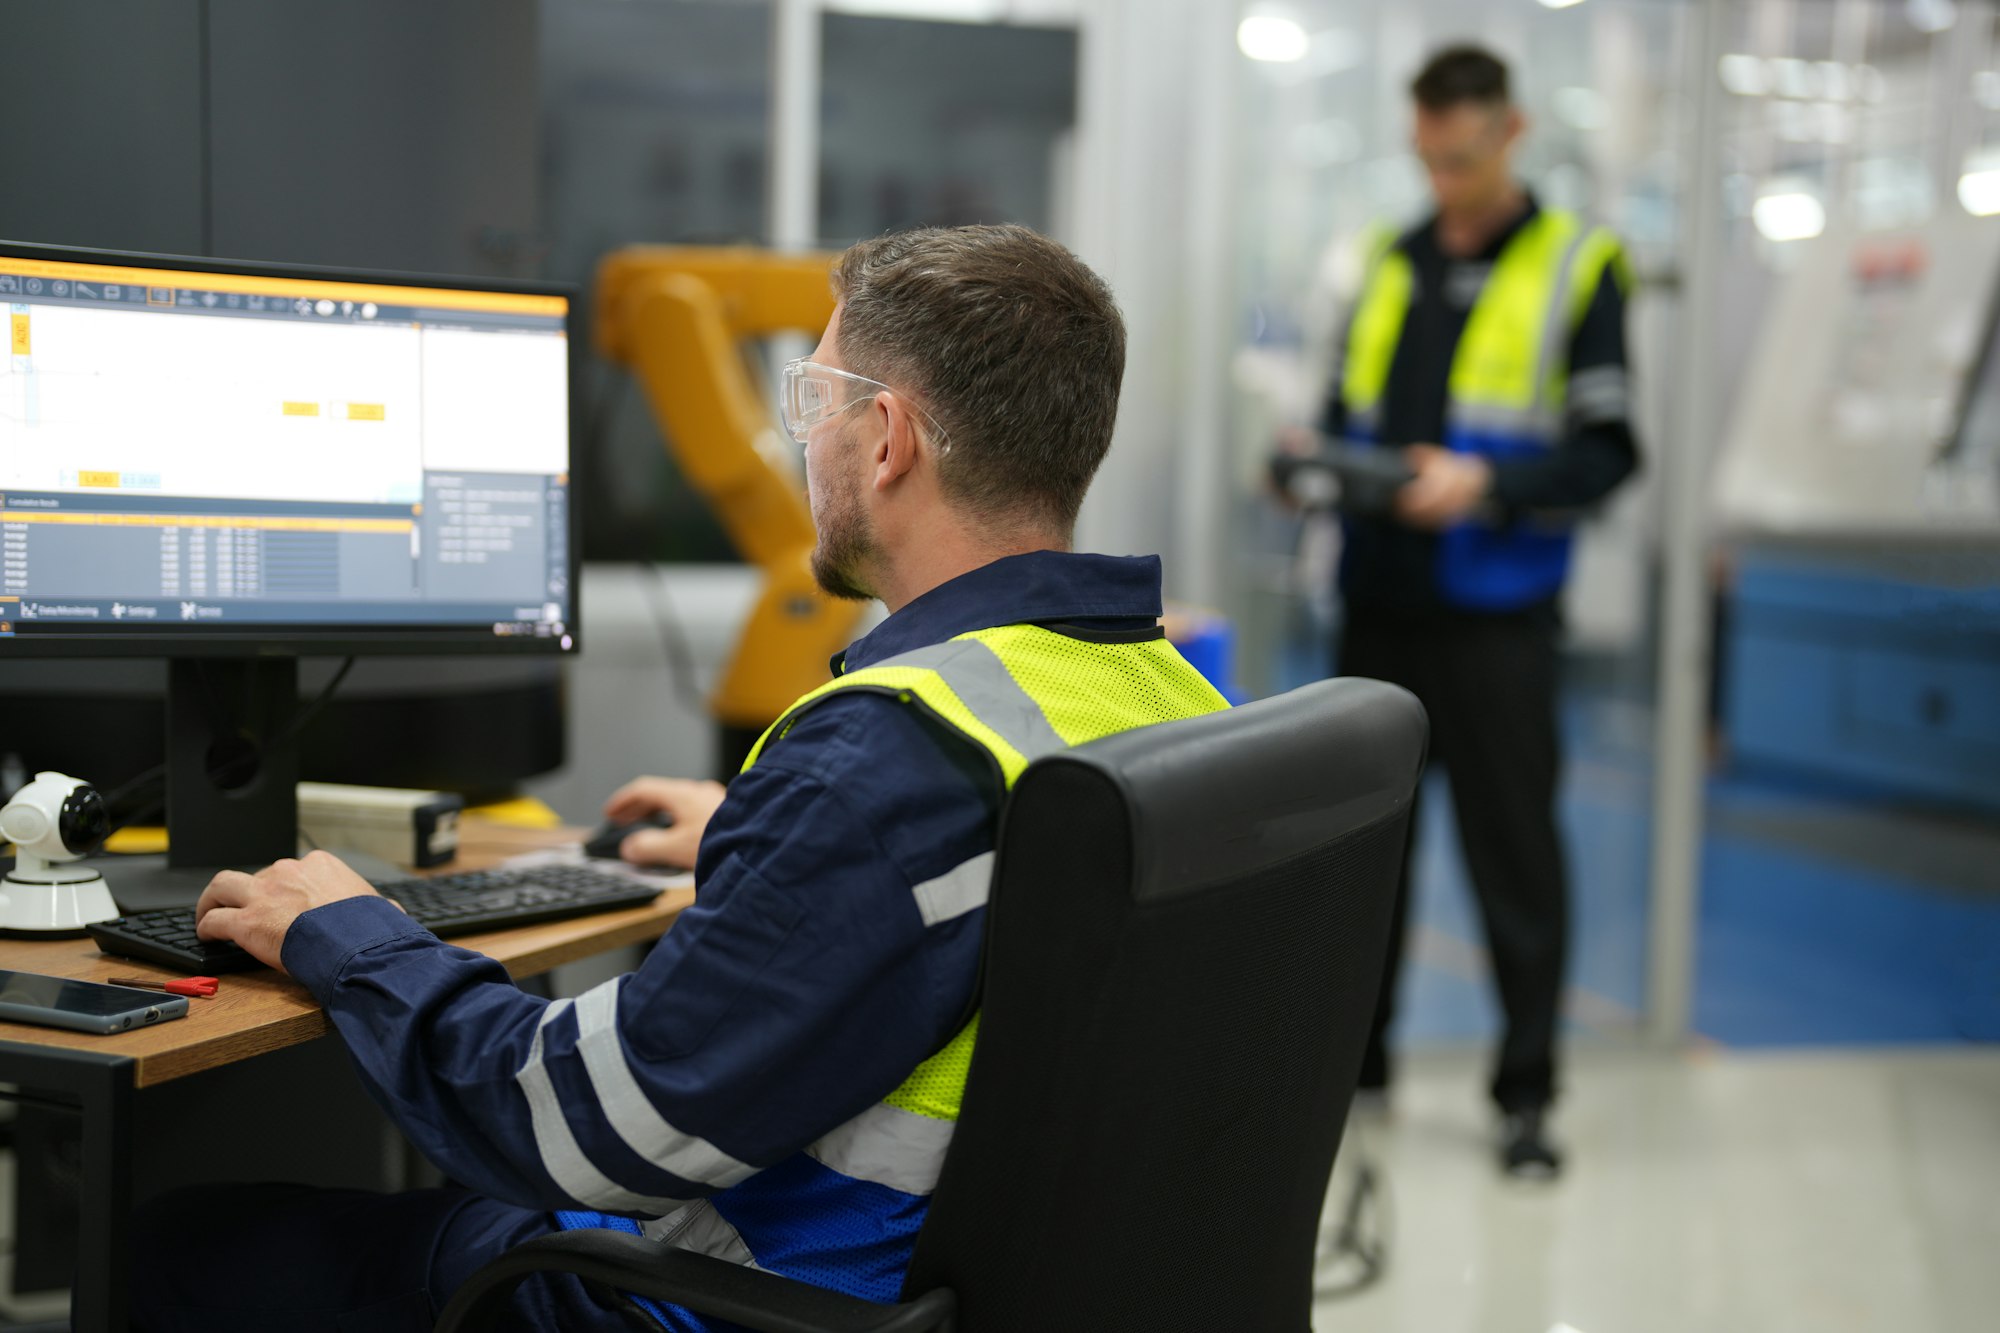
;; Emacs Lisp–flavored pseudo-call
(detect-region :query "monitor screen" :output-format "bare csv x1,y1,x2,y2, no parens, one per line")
0,242,576,655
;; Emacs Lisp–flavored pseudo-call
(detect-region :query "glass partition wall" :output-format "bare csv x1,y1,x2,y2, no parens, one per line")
1228,0,1999,1055
1698,0,2000,1047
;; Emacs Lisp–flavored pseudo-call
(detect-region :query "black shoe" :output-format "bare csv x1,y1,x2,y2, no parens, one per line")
1499,1106,1563,1180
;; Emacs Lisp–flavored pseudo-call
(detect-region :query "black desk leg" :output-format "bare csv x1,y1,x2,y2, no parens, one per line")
75,1057,135,1333
0,1048,137,1333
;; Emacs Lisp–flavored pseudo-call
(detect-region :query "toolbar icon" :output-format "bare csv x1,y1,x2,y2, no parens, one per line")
112,603,127,619
315,299,335,316
225,293,241,309
104,284,122,300
74,282,99,299
201,292,218,308
181,601,197,621
0,276,15,293
24,278,42,295
50,280,69,297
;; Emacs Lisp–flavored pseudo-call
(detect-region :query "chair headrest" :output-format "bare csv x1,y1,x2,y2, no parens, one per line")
1022,677,1426,904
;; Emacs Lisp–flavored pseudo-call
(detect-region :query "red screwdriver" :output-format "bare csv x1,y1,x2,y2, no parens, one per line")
108,975,220,998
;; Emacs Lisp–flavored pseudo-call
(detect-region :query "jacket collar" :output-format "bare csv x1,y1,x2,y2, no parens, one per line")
835,550,1164,674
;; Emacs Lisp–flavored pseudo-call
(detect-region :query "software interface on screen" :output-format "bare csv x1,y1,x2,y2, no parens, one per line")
0,254,572,643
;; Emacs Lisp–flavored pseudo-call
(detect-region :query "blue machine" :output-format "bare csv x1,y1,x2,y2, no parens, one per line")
1724,549,2000,815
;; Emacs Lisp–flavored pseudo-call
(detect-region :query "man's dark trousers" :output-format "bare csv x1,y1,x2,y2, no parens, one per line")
1339,605,1569,1112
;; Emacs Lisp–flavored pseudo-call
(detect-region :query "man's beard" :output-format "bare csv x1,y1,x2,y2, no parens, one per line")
808,431,879,602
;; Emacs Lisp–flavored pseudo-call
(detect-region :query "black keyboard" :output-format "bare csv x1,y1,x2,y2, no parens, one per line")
87,864,668,974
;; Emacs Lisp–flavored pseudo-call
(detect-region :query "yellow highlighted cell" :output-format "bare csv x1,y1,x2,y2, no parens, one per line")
78,471,120,488
347,403,386,422
282,401,321,417
9,313,28,355
0,511,412,534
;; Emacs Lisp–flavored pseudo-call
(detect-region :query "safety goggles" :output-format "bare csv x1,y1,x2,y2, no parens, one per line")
779,358,951,453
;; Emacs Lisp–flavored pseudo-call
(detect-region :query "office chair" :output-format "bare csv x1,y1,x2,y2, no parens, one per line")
435,676,1426,1333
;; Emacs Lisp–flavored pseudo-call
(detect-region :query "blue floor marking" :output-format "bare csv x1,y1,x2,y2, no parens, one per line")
1371,693,1996,1052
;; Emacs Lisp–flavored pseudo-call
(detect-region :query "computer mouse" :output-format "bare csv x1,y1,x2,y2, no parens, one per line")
582,811,674,861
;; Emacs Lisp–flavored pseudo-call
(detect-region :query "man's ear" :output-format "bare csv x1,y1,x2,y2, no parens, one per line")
870,392,925,492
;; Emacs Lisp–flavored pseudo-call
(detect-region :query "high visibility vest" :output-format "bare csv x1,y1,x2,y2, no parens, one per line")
1340,209,1629,610
562,621,1230,1325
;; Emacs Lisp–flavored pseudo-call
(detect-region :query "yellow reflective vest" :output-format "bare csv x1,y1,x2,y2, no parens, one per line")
646,622,1231,1288
1340,209,1629,609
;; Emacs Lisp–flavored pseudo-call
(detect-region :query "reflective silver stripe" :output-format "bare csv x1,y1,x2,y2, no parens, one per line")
1532,223,1595,416
573,977,761,1190
873,637,1069,761
1566,365,1630,426
912,851,994,928
642,1201,763,1269
513,999,688,1215
807,1101,958,1196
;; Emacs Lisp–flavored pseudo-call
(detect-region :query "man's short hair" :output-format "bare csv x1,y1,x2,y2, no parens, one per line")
830,224,1125,537
1411,45,1511,111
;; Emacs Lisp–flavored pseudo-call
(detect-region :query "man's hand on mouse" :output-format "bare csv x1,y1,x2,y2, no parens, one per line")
603,777,727,869
196,850,398,972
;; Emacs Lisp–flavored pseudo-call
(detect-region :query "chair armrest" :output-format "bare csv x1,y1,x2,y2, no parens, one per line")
433,1228,957,1333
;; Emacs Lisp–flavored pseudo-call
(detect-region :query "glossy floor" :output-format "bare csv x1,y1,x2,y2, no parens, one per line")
1311,1045,2000,1333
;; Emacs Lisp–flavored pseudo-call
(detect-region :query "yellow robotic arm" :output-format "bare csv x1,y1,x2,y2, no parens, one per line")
593,246,862,769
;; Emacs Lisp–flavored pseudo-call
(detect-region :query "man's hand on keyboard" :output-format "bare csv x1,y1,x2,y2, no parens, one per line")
602,776,725,869
194,850,392,972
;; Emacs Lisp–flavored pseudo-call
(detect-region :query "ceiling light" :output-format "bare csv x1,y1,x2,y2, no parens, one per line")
1238,15,1309,63
1752,186,1827,242
1771,57,1817,99
1959,170,2000,216
1958,150,2000,216
1719,53,1770,97
1538,0,1590,9
1906,0,1959,35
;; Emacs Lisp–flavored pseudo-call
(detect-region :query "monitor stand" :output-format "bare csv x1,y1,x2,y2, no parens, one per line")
104,658,302,911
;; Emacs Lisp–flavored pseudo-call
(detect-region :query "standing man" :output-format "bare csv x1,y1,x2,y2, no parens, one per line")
134,224,1231,1330
1322,45,1639,1177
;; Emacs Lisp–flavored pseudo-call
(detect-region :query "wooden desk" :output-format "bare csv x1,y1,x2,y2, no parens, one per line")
0,819,693,1333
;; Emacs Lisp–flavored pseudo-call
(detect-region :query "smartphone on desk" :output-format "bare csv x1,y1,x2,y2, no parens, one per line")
0,968,190,1035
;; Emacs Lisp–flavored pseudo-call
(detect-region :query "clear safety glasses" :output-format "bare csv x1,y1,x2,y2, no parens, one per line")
778,358,951,454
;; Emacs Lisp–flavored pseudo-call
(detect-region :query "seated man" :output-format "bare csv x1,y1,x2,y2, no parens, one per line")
133,223,1229,1332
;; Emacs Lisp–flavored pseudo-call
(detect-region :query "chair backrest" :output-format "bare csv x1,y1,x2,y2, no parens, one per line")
904,677,1427,1332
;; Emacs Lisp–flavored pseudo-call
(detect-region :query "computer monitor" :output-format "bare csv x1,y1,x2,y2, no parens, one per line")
1,240,578,889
